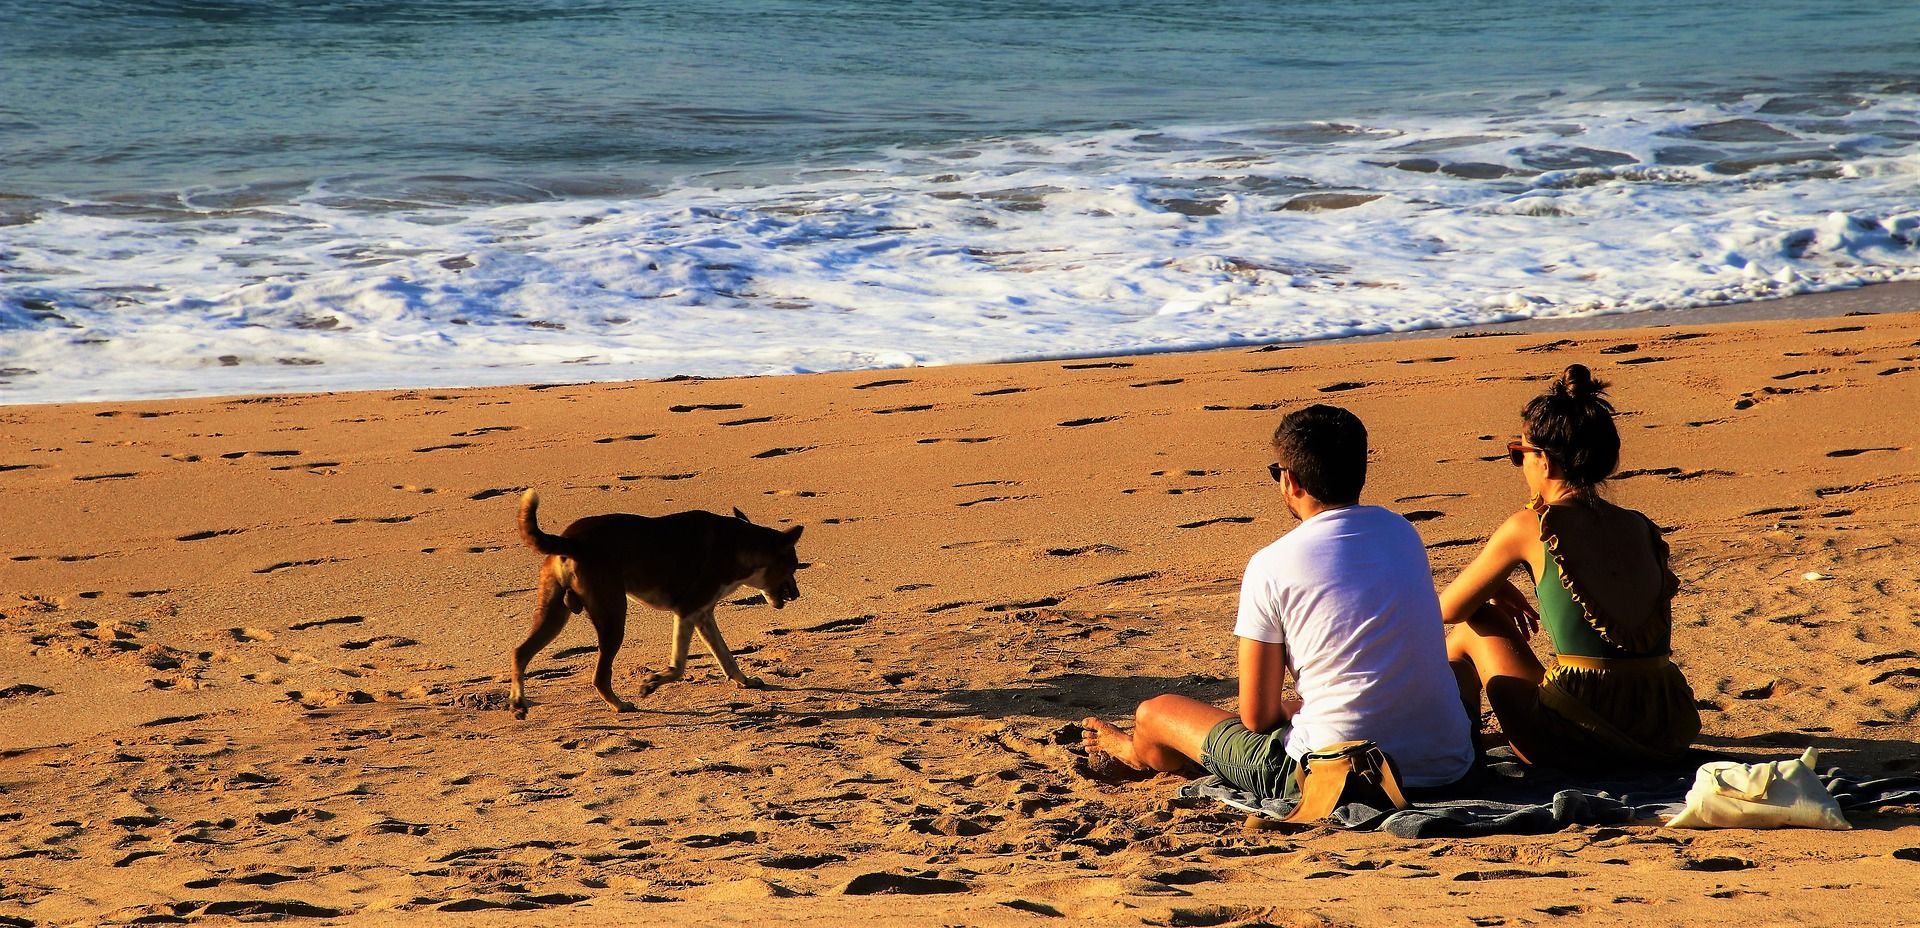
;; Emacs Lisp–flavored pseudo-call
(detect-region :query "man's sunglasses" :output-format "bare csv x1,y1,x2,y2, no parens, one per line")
1506,440,1545,467
1268,462,1289,483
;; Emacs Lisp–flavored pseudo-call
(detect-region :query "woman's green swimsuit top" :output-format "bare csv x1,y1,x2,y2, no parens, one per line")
1537,544,1628,660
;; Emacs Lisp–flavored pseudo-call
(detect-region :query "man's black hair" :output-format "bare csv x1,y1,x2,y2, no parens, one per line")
1271,404,1367,505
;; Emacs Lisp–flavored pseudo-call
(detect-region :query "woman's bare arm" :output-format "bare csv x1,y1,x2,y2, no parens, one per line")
1439,509,1539,625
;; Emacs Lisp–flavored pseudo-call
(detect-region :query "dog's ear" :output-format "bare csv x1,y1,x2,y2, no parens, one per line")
733,507,751,523
785,525,804,543
795,561,813,571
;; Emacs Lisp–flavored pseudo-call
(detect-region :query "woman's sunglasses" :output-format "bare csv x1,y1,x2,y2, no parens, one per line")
1506,440,1545,467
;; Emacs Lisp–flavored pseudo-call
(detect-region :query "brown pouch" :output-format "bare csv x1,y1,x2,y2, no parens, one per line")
1281,739,1409,824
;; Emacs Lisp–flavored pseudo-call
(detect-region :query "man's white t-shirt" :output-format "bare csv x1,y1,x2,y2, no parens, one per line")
1234,504,1474,787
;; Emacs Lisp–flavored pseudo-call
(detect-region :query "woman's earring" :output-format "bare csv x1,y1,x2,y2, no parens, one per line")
1527,492,1546,512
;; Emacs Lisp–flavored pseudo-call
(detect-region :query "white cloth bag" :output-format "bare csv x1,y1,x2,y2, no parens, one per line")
1667,747,1850,830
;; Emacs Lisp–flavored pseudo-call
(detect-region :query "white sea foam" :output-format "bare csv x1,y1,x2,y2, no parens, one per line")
4,93,1920,403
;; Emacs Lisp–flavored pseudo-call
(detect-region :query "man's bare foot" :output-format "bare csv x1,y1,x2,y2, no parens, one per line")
1078,717,1150,776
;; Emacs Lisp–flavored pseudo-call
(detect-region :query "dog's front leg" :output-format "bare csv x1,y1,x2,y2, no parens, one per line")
694,610,762,690
639,611,696,696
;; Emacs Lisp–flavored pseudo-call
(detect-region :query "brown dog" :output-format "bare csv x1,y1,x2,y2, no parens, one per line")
509,489,804,719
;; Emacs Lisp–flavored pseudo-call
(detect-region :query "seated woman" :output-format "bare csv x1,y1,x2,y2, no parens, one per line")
1441,364,1699,767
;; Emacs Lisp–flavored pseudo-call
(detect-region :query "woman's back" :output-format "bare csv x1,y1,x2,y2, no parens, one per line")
1533,497,1678,659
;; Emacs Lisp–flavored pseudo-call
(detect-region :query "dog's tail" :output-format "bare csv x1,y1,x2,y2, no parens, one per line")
518,490,579,559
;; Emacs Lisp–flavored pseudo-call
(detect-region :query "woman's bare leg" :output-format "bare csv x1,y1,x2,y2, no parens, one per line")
1082,694,1236,773
1447,604,1551,757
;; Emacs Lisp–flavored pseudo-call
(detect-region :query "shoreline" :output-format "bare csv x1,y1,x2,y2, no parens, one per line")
6,280,1919,410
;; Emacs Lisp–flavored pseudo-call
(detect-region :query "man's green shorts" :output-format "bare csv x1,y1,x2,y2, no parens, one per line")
1200,719,1302,801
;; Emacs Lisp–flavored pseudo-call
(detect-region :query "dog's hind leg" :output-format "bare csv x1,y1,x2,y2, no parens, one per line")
581,579,636,713
509,567,572,720
640,610,697,697
693,610,762,689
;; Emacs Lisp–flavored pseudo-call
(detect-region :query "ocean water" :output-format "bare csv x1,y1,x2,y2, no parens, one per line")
4,1,1920,403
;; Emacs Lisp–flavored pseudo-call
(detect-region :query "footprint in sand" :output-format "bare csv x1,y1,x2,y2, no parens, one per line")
74,471,138,481
340,636,418,650
1827,447,1901,457
1317,381,1367,393
176,528,245,542
1813,481,1880,498
1046,544,1125,557
1519,339,1576,353
958,495,1035,507
227,627,276,643
219,449,301,459
1807,325,1865,335
1598,343,1639,355
753,446,813,458
392,484,436,494
1178,516,1252,529
839,872,970,895
872,404,933,415
1203,403,1282,411
270,460,340,472
1397,492,1467,503
1869,668,1920,687
721,415,780,426
1396,356,1456,364
591,433,655,444
468,486,526,500
1130,378,1184,387
255,558,339,574
984,597,1061,612
451,425,519,437
854,378,913,390
1617,356,1669,365
617,472,699,481
1402,510,1445,522
1614,467,1734,481
1728,384,1827,411
670,402,745,412
1058,416,1119,427
1242,365,1296,373
917,436,995,444
1061,361,1132,370
289,615,365,631
973,386,1026,396
1772,368,1828,380
796,615,873,633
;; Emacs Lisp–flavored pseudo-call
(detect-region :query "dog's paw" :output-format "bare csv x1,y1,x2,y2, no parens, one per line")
613,700,638,713
733,675,765,690
511,705,528,720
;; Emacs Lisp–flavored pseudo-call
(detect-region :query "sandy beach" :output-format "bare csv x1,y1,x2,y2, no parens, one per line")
4,289,1920,926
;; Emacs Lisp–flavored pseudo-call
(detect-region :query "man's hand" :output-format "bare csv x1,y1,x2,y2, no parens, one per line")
1485,578,1540,639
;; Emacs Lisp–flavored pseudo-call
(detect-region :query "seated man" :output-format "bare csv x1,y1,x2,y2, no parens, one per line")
1083,404,1473,798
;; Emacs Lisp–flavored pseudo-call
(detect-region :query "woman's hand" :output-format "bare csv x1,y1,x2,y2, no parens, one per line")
1485,577,1540,639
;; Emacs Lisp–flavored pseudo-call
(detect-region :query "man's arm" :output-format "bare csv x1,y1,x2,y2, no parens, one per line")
1237,636,1292,734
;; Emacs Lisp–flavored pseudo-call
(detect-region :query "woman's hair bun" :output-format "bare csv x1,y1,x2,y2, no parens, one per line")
1555,364,1606,402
